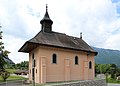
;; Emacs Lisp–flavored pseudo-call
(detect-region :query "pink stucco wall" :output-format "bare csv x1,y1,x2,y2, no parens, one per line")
29,45,95,83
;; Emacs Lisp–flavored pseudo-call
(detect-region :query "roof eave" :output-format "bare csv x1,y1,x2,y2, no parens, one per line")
18,42,98,56
18,41,39,53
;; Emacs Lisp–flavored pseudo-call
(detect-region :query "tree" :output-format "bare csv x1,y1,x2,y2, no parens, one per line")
110,64,117,79
116,68,120,77
1,71,10,81
0,25,9,72
95,64,111,74
15,61,29,70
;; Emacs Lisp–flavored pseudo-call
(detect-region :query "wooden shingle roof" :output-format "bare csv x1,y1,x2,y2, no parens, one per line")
18,31,97,55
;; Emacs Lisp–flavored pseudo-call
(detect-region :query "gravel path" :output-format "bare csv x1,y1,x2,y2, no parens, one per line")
108,83,120,86
0,80,29,86
1,81,120,86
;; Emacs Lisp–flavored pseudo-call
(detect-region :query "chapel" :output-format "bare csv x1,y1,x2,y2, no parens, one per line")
19,5,97,83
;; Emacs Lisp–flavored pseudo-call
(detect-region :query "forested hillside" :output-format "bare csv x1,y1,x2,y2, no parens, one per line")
93,47,120,67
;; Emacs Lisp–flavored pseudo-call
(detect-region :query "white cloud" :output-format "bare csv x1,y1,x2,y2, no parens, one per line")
0,0,120,63
2,34,28,64
105,34,120,49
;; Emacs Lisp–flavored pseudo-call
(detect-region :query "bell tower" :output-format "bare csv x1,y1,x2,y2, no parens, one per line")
40,5,53,33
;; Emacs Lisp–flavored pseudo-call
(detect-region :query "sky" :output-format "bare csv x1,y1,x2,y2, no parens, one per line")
0,0,120,63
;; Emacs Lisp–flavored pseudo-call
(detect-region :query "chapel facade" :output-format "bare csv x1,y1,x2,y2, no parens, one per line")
19,6,97,84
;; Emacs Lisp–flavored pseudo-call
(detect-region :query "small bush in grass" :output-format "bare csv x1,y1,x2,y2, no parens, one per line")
1,71,10,81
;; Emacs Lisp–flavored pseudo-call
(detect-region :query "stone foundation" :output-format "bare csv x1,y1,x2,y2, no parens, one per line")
54,79,107,86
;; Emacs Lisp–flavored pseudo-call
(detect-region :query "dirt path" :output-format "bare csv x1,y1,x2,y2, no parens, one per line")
0,80,29,86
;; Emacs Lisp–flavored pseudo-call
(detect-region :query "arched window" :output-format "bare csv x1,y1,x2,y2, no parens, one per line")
52,54,57,64
75,56,78,65
89,61,92,69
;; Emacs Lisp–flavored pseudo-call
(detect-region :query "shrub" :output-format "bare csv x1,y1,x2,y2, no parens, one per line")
1,71,10,81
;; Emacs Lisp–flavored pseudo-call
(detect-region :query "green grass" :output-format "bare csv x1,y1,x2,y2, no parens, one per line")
7,75,27,81
107,78,120,84
0,75,27,82
5,69,17,74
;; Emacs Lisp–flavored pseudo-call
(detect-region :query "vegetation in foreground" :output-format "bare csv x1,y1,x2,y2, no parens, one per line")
0,27,11,81
0,75,27,82
95,64,120,84
107,78,120,84
5,69,17,74
8,61,29,70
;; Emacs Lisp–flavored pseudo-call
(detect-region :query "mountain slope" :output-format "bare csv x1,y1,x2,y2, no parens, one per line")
4,56,15,65
93,47,120,67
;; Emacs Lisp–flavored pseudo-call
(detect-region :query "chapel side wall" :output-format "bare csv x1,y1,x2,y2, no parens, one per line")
35,47,40,83
29,53,32,82
83,52,89,80
88,54,95,80
70,52,87,81
39,47,65,82
80,53,95,80
29,47,41,83
38,46,95,83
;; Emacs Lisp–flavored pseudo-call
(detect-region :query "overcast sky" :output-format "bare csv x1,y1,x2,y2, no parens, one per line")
0,0,120,63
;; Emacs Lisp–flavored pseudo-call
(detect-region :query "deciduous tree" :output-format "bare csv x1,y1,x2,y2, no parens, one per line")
0,26,9,71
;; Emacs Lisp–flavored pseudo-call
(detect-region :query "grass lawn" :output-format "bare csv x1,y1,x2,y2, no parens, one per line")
0,69,27,83
0,75,27,82
107,78,120,84
5,69,17,74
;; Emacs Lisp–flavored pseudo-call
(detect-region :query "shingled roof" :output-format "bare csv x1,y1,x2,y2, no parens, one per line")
18,5,97,55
